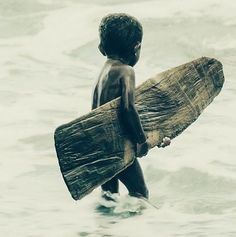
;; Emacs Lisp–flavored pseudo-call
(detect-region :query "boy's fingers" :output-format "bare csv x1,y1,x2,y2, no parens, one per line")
162,137,171,146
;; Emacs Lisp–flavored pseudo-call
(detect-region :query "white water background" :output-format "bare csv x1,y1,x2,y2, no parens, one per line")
0,0,236,236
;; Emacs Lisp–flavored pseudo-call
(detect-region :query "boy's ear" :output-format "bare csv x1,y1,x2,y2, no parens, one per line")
98,44,106,56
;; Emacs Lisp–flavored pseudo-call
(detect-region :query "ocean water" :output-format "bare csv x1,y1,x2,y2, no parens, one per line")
0,0,236,236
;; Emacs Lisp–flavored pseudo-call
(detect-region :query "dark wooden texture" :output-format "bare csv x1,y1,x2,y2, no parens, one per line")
54,57,224,200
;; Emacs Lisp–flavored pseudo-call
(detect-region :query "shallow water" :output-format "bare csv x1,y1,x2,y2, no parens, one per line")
0,0,236,236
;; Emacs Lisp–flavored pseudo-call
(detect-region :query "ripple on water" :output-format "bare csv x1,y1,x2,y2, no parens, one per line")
146,167,236,214
19,133,53,151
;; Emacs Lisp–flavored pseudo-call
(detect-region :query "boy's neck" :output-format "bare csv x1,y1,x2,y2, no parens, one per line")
107,55,130,66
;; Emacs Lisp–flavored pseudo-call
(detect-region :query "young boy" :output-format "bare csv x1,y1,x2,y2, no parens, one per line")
92,13,169,199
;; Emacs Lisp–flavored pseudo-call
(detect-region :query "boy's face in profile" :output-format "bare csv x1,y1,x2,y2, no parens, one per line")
129,42,141,66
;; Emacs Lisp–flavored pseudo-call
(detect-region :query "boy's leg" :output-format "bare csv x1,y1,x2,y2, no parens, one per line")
101,177,119,194
117,158,149,199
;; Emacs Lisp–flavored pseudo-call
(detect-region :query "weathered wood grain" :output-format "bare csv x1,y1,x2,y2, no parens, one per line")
54,57,224,200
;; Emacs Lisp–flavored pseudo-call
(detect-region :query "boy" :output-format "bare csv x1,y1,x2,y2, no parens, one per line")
92,13,170,199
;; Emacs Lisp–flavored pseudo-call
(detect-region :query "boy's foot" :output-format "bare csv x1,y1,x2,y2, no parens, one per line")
101,191,119,202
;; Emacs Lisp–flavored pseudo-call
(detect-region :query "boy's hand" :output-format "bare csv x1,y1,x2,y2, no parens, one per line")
157,137,171,148
136,141,149,158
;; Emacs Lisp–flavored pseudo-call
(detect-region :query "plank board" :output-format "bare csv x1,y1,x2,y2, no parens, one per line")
54,57,224,200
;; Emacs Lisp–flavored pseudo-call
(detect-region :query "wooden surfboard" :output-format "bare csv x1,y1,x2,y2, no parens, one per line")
54,57,224,200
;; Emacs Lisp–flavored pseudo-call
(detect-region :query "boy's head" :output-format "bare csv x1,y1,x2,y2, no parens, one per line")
99,13,143,66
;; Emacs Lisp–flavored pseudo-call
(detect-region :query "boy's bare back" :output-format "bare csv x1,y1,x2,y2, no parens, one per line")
92,59,134,108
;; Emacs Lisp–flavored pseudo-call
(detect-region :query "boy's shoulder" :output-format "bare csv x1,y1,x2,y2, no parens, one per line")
109,64,135,79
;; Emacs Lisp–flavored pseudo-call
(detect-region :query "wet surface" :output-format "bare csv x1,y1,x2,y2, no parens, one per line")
1,0,236,236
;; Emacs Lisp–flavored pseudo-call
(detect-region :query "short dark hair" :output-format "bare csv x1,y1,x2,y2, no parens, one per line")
99,13,143,59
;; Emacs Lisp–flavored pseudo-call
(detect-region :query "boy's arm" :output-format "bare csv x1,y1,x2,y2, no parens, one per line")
120,66,148,157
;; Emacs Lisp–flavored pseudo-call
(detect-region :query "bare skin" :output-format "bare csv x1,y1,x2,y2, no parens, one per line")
92,42,150,198
92,44,170,199
92,59,148,152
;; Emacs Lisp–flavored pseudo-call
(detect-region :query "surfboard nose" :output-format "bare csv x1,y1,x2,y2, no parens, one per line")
202,57,225,92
